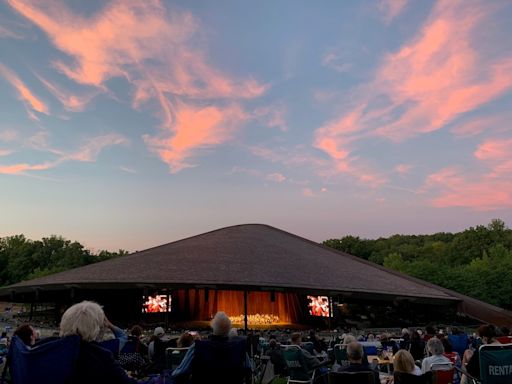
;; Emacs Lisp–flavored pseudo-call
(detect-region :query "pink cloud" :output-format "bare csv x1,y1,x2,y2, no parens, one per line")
0,63,49,118
0,149,13,157
474,138,512,178
7,0,268,99
0,161,56,175
378,0,408,24
450,116,504,137
7,0,268,171
425,167,512,210
36,74,96,112
144,103,247,173
395,164,412,174
254,104,288,132
372,2,512,140
0,133,128,175
302,188,316,198
0,130,18,142
266,173,286,183
314,1,512,191
67,134,129,162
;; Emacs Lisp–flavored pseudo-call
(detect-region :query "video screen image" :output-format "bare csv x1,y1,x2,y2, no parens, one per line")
307,295,330,317
142,294,169,313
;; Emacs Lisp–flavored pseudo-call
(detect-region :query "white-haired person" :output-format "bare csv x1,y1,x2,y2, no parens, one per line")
60,301,136,384
171,311,252,383
421,337,451,373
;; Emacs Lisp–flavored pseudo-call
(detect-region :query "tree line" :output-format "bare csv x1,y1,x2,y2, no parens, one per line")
323,219,512,309
0,235,127,287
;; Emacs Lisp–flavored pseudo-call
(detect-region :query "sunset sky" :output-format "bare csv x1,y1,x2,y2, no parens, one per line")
1,0,511,252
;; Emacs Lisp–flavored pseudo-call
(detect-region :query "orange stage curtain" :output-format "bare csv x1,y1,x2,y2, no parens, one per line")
173,289,303,323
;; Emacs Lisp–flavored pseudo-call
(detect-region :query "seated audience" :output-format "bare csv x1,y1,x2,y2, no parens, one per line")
171,311,252,383
337,341,380,384
421,337,451,373
127,325,148,356
465,324,499,381
409,331,425,361
177,332,194,348
266,339,287,376
290,332,327,371
394,350,422,377
147,326,172,373
13,324,36,347
59,300,136,384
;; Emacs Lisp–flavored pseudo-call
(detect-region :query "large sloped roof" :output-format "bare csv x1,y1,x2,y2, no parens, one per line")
3,224,512,325
1,224,457,301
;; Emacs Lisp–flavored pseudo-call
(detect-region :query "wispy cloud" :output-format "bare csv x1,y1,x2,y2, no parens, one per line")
395,164,412,175
314,1,512,191
7,0,269,171
0,149,13,157
474,138,512,178
322,52,353,73
0,63,49,118
0,24,24,39
424,167,512,210
66,133,129,162
36,74,96,112
254,104,288,132
120,166,137,174
266,173,286,183
378,0,408,24
0,133,128,176
0,130,18,142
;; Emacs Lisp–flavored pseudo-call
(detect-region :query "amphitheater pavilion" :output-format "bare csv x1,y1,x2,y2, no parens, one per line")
1,224,511,330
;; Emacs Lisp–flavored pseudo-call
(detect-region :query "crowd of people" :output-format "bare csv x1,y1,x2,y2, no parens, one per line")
0,301,510,384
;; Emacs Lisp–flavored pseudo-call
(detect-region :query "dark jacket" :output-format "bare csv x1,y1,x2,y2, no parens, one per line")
338,362,380,384
72,342,137,384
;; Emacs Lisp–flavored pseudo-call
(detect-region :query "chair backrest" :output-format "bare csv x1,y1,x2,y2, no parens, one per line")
447,334,468,358
282,345,311,382
7,335,81,384
362,345,378,356
165,347,190,369
334,344,350,366
97,338,120,359
432,368,454,384
301,342,315,355
478,343,512,384
496,336,512,344
120,339,136,353
191,336,248,384
394,371,433,384
328,371,375,384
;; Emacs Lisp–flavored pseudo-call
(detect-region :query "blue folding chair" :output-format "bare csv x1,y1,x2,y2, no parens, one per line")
448,334,469,358
6,335,80,384
98,338,120,359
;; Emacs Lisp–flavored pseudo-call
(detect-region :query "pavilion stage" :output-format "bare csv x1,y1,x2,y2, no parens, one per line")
1,224,511,329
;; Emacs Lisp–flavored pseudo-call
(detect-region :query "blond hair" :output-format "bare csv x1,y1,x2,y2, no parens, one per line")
59,301,105,342
393,350,416,374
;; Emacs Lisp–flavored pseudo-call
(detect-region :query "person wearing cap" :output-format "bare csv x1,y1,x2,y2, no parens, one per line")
148,326,167,362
